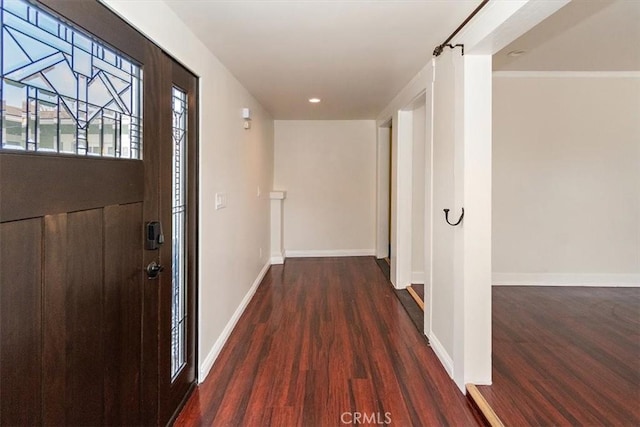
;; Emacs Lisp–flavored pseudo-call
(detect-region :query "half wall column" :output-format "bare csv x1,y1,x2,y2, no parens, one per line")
270,191,286,264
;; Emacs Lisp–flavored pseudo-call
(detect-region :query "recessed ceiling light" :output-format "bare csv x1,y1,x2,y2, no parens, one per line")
507,50,526,57
308,98,321,103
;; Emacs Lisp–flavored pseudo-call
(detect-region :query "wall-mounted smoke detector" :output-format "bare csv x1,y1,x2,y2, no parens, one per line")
507,50,526,57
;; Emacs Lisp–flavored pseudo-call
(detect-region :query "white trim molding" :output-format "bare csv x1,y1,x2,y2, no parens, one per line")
198,260,271,382
391,109,414,290
428,332,453,379
270,255,285,264
455,0,569,56
493,273,640,287
270,190,287,265
493,71,640,79
411,272,425,285
285,249,375,258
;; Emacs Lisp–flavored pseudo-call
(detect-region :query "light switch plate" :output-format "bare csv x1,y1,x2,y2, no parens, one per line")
215,192,226,210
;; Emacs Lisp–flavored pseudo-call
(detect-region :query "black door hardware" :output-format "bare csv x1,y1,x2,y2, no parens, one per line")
443,207,464,226
146,261,164,279
145,221,165,250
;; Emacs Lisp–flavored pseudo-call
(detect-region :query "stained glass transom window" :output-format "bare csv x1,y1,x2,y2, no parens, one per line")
0,0,142,158
171,86,187,380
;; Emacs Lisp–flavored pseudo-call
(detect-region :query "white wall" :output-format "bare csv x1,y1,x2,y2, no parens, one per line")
274,120,377,256
460,55,493,388
103,0,275,380
493,75,640,286
411,102,426,283
375,126,391,258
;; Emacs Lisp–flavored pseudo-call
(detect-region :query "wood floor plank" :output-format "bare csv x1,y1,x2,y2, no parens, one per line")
409,284,425,302
478,286,640,426
175,257,478,426
466,384,504,427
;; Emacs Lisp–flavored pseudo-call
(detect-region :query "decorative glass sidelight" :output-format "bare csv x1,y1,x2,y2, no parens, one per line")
0,0,142,158
171,86,187,380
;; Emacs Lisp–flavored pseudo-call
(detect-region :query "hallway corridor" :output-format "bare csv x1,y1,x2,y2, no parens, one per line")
175,257,479,426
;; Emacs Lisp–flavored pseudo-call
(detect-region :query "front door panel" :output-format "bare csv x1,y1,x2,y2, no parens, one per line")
0,1,197,424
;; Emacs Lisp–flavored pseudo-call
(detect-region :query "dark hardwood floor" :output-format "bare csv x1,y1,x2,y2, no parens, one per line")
375,257,390,281
409,284,424,301
394,288,424,335
374,258,424,334
175,257,479,426
478,286,640,426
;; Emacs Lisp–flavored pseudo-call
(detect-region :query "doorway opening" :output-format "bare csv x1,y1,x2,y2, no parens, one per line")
480,1,640,424
375,119,392,280
375,91,429,334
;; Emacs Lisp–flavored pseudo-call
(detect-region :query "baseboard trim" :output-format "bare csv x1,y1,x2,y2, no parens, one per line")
493,71,640,79
428,331,453,378
285,249,376,258
198,260,271,382
493,273,640,287
270,255,285,264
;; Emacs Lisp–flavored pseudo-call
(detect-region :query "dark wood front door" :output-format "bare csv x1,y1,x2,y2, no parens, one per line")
0,1,197,425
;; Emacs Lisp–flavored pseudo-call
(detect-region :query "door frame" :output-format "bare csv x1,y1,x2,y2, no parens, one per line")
375,91,427,291
373,0,568,392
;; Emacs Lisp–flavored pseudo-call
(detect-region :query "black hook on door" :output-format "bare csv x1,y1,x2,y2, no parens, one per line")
443,207,464,226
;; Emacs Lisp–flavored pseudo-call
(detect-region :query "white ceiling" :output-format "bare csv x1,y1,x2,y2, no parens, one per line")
494,0,640,72
165,0,481,119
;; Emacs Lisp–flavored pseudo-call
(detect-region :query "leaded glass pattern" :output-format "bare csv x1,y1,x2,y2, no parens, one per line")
0,0,142,158
171,86,187,380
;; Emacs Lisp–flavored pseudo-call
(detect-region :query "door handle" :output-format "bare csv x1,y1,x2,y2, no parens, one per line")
146,261,164,279
443,207,464,226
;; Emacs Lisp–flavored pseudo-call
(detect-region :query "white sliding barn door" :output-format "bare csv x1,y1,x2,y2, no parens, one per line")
429,49,492,391
429,50,463,379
